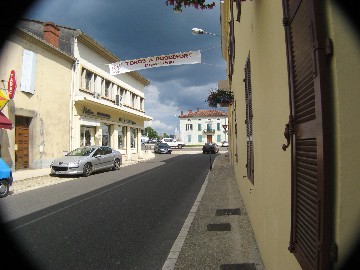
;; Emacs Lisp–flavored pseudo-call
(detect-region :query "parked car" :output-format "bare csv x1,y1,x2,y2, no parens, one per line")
160,138,185,148
202,142,219,154
154,143,172,154
50,146,122,177
0,158,13,198
221,141,229,147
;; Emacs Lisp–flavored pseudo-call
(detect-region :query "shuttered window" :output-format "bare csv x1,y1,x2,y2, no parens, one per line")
228,1,235,84
282,0,332,269
20,50,36,94
244,53,254,184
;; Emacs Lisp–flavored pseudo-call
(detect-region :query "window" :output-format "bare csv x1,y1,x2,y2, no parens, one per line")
131,94,136,108
198,124,202,131
207,123,212,132
198,135,202,143
187,135,191,142
244,52,254,183
130,128,136,148
101,147,112,155
217,135,221,142
105,80,111,98
21,50,36,94
118,126,126,149
84,70,94,91
217,123,221,131
186,124,193,131
102,124,110,147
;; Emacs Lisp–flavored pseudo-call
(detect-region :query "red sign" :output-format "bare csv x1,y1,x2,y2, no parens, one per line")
8,70,16,99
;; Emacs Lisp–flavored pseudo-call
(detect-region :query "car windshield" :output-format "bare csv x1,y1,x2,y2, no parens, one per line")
66,147,96,156
158,143,169,147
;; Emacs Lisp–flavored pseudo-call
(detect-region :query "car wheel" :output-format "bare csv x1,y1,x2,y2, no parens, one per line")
113,158,121,170
83,163,93,177
0,180,10,198
178,145,183,149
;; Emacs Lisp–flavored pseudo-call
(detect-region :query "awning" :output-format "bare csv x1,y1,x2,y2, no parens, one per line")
0,111,13,129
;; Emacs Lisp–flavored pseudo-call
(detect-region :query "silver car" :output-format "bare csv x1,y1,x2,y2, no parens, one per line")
50,146,122,177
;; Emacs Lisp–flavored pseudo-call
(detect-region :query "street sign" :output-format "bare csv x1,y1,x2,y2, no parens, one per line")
8,70,16,99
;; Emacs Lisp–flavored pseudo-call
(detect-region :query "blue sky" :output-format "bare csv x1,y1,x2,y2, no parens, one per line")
24,0,226,135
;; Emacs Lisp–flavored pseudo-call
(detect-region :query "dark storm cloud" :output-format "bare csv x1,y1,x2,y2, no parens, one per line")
25,0,226,134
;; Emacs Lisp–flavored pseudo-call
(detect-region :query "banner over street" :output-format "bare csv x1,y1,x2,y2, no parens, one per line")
108,50,201,75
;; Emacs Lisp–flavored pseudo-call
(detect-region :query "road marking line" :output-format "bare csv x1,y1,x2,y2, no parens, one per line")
162,156,219,270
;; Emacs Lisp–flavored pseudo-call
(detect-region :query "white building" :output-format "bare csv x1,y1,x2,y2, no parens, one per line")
179,109,228,145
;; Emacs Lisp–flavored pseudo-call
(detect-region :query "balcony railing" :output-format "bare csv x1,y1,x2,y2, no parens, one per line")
203,129,215,134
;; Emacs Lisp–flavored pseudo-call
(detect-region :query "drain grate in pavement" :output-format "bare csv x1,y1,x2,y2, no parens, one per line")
207,223,231,231
216,208,241,216
220,263,256,270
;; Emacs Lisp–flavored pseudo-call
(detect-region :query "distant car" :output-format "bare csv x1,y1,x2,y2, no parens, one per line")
202,143,219,154
50,146,122,177
0,158,13,198
221,141,229,147
154,143,172,154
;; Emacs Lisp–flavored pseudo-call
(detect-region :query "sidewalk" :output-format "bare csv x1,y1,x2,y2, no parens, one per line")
164,153,265,270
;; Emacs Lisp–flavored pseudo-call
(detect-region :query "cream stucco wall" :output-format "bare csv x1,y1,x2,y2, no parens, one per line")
225,1,301,269
224,0,360,269
0,31,74,169
326,1,360,267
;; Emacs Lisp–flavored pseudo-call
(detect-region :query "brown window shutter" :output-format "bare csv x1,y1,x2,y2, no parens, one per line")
244,53,254,184
282,0,332,269
228,2,235,85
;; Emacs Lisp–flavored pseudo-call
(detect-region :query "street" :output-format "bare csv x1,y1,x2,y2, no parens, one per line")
1,154,215,270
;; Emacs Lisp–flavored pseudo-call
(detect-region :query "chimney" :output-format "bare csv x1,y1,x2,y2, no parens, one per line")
188,109,192,114
181,111,183,116
197,108,200,112
43,22,60,48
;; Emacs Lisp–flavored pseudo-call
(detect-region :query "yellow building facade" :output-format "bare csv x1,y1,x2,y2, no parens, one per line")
221,0,360,269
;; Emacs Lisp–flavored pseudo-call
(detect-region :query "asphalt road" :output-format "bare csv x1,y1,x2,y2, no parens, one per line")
0,154,215,270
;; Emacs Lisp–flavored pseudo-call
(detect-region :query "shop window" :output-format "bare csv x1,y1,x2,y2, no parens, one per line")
102,124,110,147
118,126,126,149
130,128,136,148
80,127,94,147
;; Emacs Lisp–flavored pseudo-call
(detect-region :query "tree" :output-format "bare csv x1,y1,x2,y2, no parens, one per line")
144,126,158,139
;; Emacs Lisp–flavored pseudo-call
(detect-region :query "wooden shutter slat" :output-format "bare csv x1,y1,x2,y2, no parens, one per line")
283,0,332,268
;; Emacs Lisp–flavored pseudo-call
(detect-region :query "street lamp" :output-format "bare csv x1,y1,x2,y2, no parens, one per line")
192,28,220,37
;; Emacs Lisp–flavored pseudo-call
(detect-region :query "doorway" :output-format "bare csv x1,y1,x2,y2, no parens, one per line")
80,126,95,146
15,116,31,170
207,135,212,143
